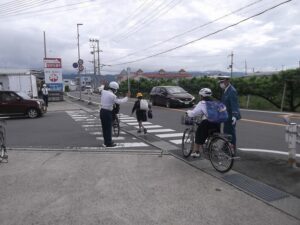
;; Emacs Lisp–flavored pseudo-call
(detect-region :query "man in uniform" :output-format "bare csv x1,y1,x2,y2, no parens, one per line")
100,81,128,147
218,76,241,155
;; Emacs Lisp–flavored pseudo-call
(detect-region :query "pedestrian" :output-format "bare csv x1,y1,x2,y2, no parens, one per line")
100,81,128,147
41,84,49,107
131,92,150,134
218,76,241,155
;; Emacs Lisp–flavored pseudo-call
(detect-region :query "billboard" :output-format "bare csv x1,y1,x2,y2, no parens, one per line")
44,58,63,91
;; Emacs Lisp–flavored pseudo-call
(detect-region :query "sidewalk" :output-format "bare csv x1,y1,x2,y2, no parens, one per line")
1,98,298,224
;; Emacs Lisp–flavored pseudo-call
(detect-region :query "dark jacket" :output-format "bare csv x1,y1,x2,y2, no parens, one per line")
221,84,241,120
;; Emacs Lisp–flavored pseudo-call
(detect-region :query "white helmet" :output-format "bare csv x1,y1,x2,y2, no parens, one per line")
199,88,212,97
43,84,46,87
109,81,119,90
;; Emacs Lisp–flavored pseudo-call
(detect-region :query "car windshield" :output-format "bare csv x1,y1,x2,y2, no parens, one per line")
16,92,31,99
166,87,186,94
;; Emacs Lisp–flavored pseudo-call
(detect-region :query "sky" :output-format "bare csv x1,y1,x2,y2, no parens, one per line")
0,0,299,75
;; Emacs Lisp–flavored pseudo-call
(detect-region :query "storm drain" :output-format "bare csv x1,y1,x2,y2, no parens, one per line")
222,174,289,202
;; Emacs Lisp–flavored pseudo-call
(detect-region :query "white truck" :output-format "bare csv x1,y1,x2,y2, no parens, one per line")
0,69,38,98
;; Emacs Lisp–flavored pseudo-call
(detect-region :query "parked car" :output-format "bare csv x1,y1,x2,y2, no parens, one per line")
0,91,46,118
149,86,195,108
84,85,93,95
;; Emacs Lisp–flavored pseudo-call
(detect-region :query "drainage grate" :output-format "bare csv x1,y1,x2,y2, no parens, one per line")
222,174,289,202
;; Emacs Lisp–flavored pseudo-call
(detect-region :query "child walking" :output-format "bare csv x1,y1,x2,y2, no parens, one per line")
131,92,150,134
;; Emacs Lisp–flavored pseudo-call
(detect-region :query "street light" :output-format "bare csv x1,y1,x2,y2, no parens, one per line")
77,23,83,100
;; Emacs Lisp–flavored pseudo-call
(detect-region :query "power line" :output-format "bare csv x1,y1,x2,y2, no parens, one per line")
110,0,292,66
108,0,264,63
115,0,181,41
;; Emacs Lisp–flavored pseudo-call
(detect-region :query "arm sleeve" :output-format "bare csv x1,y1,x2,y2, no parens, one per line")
132,101,137,114
114,96,128,104
187,102,204,118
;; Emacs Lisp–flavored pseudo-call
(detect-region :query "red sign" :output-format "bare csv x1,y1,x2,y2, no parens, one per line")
44,58,62,68
49,73,59,82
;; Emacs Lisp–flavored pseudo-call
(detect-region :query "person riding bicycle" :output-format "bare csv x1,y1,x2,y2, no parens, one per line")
186,88,220,158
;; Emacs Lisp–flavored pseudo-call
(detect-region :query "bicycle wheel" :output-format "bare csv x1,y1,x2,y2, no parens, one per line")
112,117,120,137
181,128,194,158
208,136,233,173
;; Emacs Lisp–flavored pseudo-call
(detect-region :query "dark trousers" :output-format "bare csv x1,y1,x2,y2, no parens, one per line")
100,108,113,146
43,95,48,107
195,120,220,145
224,120,236,145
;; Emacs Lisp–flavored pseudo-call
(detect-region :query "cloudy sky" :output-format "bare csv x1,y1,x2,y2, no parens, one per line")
0,0,299,74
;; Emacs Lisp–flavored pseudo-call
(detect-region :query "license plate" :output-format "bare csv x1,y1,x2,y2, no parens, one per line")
185,101,189,104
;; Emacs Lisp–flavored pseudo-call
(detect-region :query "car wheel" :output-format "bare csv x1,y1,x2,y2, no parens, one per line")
166,100,171,108
27,108,38,118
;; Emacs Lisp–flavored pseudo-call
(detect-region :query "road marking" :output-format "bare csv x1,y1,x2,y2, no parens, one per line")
156,133,183,138
169,139,182,144
117,142,149,147
135,125,162,129
241,119,285,127
90,132,102,135
238,148,300,157
96,137,125,140
82,124,101,127
126,122,152,125
120,119,138,122
147,129,175,133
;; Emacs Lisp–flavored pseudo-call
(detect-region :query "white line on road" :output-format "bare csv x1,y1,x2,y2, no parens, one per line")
147,129,175,133
82,124,101,127
120,120,138,122
96,137,125,140
169,139,182,144
156,133,183,138
238,148,300,157
126,122,152,125
134,125,162,129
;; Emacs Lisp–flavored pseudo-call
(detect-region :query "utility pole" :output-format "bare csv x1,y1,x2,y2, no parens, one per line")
43,31,47,58
89,39,102,86
228,51,233,78
244,59,247,76
127,67,131,97
77,23,83,101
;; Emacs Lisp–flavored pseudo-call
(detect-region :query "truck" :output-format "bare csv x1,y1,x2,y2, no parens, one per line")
0,69,38,98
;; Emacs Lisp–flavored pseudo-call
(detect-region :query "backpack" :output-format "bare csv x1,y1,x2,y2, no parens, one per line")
206,101,228,123
140,99,148,111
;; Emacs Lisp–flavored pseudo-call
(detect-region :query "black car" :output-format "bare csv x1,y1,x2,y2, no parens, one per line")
149,86,195,108
0,91,46,118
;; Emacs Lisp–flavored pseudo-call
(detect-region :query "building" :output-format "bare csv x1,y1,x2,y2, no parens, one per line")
117,69,192,82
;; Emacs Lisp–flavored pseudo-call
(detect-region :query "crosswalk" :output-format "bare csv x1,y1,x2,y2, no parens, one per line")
66,110,184,150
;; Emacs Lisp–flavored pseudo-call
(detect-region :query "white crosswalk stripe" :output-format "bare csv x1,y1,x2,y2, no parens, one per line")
147,129,175,133
169,139,182,144
156,133,183,138
135,125,162,129
96,136,125,140
126,122,152,125
82,124,101,127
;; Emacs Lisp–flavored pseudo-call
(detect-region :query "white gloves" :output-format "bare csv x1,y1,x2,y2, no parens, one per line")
232,116,237,125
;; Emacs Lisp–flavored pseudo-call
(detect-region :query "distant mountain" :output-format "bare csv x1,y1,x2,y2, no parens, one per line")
62,72,118,82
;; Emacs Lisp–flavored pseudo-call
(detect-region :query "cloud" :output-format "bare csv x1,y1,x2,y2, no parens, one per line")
0,0,299,74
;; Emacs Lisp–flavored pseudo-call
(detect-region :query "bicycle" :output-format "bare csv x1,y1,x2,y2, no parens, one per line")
0,118,8,163
181,114,234,173
112,104,120,137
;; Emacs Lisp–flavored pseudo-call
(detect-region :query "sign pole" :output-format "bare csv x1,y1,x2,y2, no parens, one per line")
77,23,83,101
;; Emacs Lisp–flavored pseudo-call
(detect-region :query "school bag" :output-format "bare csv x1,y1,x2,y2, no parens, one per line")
140,99,149,110
206,101,228,123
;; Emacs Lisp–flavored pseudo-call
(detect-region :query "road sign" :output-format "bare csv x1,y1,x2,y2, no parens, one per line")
73,62,78,68
78,59,84,65
79,65,84,72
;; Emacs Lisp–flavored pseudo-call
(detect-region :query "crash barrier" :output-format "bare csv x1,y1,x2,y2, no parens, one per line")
285,121,300,168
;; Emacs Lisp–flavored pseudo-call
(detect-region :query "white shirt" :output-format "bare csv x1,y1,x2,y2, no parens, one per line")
100,89,128,111
187,100,208,120
42,87,48,95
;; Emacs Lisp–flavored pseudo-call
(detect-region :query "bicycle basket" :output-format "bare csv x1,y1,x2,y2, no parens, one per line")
181,114,194,125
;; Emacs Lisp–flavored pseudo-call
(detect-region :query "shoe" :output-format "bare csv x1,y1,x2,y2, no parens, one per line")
191,152,200,158
144,128,147,134
106,143,117,148
137,129,142,133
